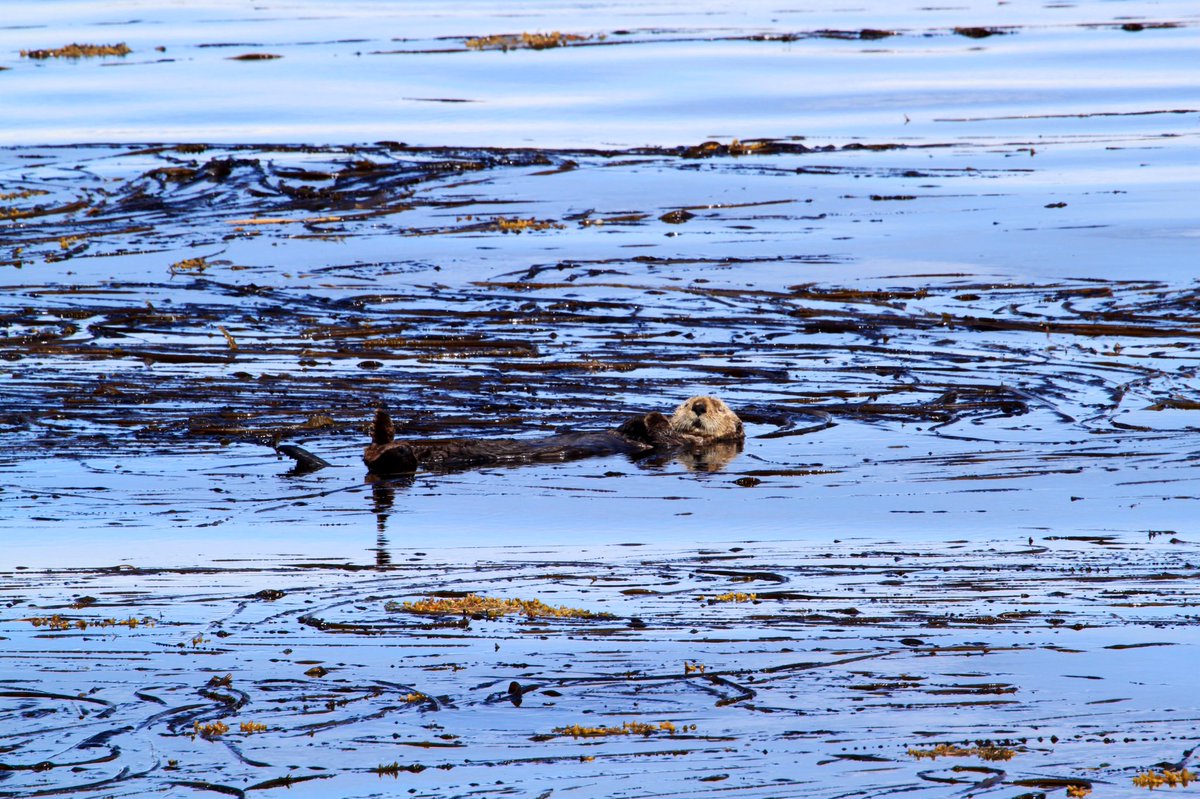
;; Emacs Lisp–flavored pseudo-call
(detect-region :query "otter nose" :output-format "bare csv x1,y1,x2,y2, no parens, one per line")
692,400,708,416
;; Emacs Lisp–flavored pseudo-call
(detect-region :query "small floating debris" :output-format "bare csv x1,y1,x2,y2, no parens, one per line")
953,26,1009,38
681,138,775,158
1120,22,1180,32
812,28,896,40
376,762,426,776
21,43,131,59
227,53,283,61
659,209,695,224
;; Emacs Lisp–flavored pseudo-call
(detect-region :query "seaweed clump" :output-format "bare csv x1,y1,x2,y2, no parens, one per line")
466,32,590,51
908,744,1016,762
27,614,153,631
376,762,426,776
554,720,689,738
21,43,131,59
1133,769,1195,789
388,593,612,620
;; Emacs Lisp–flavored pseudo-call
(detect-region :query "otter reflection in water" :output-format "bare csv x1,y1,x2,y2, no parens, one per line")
364,396,744,475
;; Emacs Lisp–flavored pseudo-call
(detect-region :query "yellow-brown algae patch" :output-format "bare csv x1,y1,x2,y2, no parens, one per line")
553,721,691,738
1133,768,1195,789
466,32,590,51
0,189,49,202
193,721,229,738
907,744,1016,762
682,139,774,158
170,256,209,275
391,593,612,620
728,138,771,155
27,615,152,631
28,615,79,631
21,43,131,59
494,216,565,233
708,591,757,603
239,721,268,734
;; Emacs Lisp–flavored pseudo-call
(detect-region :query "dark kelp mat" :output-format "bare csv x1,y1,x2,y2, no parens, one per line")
2,142,1199,457
2,142,1199,545
1,539,1199,798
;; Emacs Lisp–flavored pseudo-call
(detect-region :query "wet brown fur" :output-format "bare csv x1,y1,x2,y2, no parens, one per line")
364,395,743,474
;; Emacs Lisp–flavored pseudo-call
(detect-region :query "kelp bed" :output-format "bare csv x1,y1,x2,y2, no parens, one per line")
2,539,1200,798
1,139,1199,543
2,140,1199,458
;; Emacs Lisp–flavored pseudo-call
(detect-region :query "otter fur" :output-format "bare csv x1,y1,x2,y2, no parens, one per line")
364,395,744,475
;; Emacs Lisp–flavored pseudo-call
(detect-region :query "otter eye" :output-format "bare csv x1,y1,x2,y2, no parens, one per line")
692,400,708,415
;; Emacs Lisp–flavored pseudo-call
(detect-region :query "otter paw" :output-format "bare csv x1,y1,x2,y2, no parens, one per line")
364,442,418,474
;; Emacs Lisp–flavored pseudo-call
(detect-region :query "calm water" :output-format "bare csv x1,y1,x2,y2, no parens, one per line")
2,0,1198,148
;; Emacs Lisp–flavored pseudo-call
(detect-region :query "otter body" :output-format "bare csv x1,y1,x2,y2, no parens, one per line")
364,396,743,475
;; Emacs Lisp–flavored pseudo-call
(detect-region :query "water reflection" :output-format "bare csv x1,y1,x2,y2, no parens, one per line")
369,477,413,568
676,440,743,472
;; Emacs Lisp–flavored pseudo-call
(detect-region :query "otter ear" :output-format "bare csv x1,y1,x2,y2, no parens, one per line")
373,409,395,445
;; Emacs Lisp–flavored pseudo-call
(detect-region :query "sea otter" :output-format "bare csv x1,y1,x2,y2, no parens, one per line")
364,396,744,475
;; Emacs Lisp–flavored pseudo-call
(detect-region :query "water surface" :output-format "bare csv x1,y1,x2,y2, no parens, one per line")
2,2,1200,795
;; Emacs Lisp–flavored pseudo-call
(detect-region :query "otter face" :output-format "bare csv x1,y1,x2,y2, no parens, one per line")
669,395,744,441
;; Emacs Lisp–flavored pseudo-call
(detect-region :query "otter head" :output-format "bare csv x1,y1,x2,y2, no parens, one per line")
669,396,744,442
